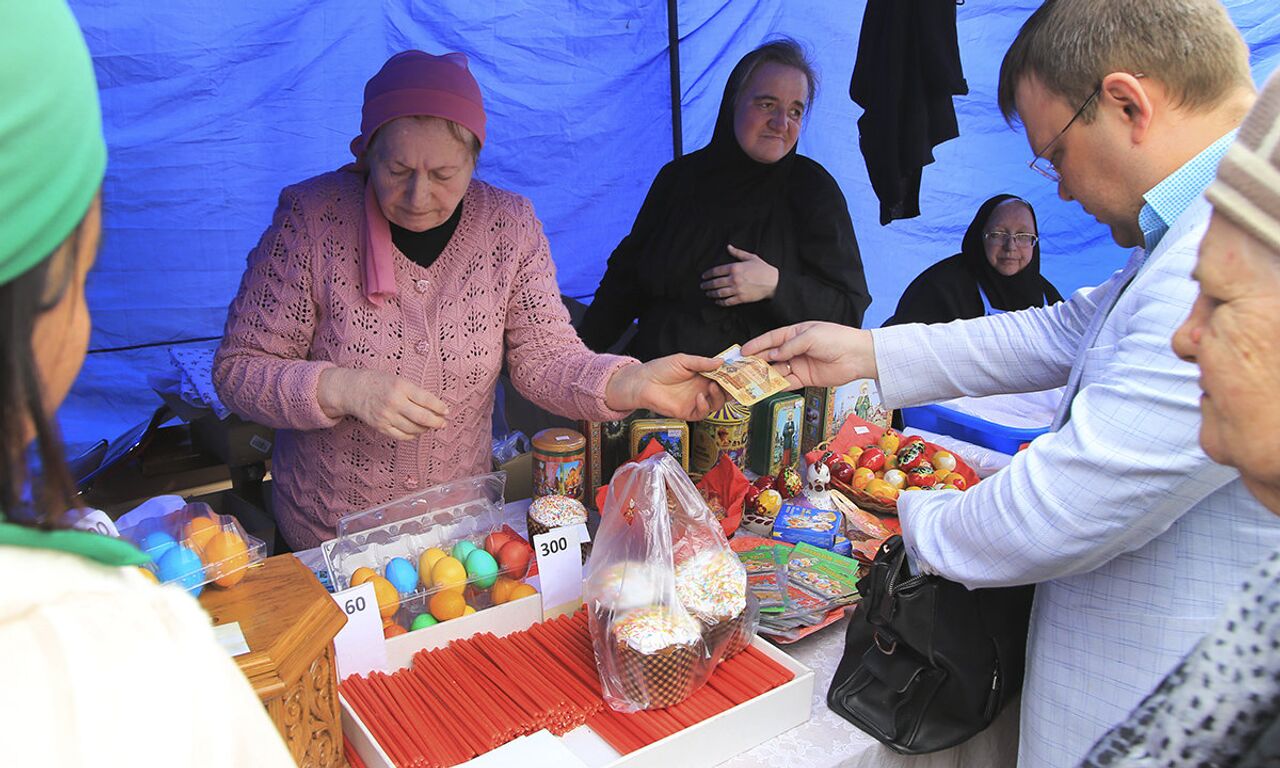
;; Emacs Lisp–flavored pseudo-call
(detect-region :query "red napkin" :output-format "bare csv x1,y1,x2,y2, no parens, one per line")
594,439,668,512
695,454,749,537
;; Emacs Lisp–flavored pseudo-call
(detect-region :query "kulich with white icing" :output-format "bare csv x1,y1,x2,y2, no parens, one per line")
529,495,588,527
612,606,701,654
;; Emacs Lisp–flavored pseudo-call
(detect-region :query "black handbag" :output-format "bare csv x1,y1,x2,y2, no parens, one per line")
827,535,1034,754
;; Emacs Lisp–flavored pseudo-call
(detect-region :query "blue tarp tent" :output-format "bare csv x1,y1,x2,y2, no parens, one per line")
62,0,1280,448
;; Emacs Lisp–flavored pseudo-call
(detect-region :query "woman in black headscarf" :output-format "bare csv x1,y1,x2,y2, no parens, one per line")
883,194,1062,326
577,38,871,361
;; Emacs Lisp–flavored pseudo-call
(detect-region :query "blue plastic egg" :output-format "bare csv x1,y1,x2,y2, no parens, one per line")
156,544,205,596
464,549,499,589
140,531,178,560
384,557,418,595
451,540,478,563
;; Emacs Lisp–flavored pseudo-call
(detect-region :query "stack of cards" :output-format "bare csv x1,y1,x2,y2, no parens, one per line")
732,538,863,641
700,344,791,406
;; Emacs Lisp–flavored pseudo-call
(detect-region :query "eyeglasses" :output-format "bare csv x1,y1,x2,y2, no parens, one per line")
1028,74,1145,182
983,232,1039,248
1028,84,1100,182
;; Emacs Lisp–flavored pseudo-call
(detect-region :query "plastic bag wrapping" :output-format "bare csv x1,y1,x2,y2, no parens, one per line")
584,452,755,712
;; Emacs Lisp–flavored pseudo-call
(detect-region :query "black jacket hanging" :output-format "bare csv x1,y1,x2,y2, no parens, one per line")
850,0,968,225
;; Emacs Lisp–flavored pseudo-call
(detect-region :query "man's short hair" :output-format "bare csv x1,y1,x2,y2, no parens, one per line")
998,0,1252,124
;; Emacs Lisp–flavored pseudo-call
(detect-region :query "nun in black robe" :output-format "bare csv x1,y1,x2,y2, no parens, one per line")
883,194,1062,327
577,43,871,361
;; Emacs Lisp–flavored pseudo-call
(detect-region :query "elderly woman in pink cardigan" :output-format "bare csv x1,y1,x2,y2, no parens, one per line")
214,51,724,549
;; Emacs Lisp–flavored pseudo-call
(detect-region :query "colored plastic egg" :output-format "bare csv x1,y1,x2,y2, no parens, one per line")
464,549,499,589
202,531,250,588
462,606,476,615
490,576,518,604
508,583,538,601
484,531,515,557
140,531,178,559
418,548,448,586
369,576,400,618
410,613,438,631
350,566,377,588
136,566,159,584
429,590,467,621
451,540,478,563
156,544,205,596
496,540,532,577
430,556,468,593
384,557,418,594
182,516,221,551
383,620,407,639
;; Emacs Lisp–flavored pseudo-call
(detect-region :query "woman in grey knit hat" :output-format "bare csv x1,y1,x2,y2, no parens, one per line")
1080,70,1280,768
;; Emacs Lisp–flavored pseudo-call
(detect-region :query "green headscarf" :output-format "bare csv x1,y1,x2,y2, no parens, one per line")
0,0,107,284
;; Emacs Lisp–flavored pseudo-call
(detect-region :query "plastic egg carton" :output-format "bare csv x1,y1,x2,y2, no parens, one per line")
117,501,267,597
321,472,537,634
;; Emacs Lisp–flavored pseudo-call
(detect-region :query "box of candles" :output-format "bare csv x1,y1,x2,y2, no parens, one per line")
339,607,814,768
322,472,540,638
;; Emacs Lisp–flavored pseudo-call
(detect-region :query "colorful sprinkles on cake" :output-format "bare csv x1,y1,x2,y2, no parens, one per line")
529,495,588,527
675,550,747,621
613,606,701,654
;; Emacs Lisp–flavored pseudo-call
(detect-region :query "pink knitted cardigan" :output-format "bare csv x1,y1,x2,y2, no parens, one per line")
213,169,634,549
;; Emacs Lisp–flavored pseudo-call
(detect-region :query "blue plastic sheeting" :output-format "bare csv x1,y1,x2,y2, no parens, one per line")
60,1,1280,450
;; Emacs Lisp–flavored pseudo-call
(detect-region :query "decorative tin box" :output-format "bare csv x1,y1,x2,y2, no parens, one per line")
747,392,804,477
800,379,892,454
629,418,690,471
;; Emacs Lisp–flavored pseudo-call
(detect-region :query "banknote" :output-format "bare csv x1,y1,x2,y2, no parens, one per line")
700,344,790,406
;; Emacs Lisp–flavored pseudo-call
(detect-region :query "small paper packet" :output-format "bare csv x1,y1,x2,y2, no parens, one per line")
700,344,790,406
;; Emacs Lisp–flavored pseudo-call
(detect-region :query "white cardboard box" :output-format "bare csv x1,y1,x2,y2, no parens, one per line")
341,597,815,768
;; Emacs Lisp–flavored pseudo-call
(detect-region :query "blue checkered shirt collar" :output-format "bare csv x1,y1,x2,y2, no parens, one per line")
1138,130,1237,252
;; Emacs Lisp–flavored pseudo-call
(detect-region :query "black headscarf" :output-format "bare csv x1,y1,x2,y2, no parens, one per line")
578,43,871,360
884,194,1062,326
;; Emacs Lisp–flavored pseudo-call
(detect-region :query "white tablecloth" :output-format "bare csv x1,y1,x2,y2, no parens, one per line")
722,618,1021,768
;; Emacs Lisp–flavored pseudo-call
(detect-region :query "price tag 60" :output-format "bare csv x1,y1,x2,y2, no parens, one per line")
532,527,583,621
329,581,387,680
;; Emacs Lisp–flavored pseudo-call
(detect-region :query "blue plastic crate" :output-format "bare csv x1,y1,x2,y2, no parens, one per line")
901,403,1047,455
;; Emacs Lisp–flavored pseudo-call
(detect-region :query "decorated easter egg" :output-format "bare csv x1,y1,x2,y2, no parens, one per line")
464,549,499,589
775,466,803,499
429,590,467,621
140,531,178,560
755,489,783,517
896,441,928,471
418,548,448,586
369,576,400,618
864,478,900,502
410,613,438,631
508,583,538,601
906,466,938,487
941,471,968,491
182,516,220,551
932,450,958,473
851,467,876,490
384,557,418,594
430,556,468,593
157,544,205,596
883,469,908,490
202,531,250,588
484,530,516,556
878,429,902,455
451,540,478,563
350,566,377,588
496,540,532,578
856,447,886,472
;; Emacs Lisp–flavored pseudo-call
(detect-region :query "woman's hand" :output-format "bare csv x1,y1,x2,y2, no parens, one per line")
741,322,877,388
318,367,449,440
700,245,779,306
605,355,727,420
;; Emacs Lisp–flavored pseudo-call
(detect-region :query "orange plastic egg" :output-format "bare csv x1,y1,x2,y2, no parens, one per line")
182,516,220,551
508,583,538,601
429,590,467,621
202,531,250,588
491,576,518,604
350,566,377,587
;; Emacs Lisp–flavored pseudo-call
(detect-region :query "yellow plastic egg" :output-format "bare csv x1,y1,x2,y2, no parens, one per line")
418,548,449,587
369,576,400,618
508,583,538,601
462,606,476,616
430,556,468,594
136,566,159,584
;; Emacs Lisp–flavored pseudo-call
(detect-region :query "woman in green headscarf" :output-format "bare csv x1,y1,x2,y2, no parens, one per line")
0,3,294,765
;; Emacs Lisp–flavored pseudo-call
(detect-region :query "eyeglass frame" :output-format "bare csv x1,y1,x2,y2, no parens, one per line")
983,231,1039,249
1028,73,1145,182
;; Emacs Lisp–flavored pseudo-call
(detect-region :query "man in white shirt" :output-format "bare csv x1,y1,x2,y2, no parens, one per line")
744,1,1280,766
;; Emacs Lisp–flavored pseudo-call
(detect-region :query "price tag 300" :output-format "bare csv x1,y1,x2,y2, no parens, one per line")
532,525,585,621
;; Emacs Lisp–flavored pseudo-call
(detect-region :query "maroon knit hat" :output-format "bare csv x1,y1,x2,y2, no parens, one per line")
349,50,486,160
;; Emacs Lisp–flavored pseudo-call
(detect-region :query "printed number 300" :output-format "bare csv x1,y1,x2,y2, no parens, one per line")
538,537,568,557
